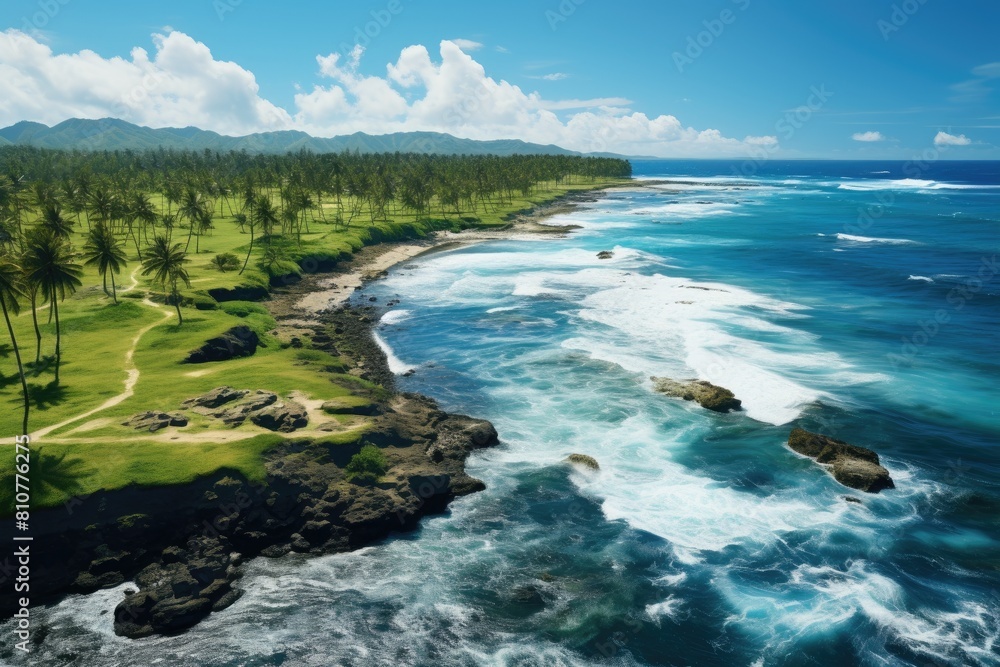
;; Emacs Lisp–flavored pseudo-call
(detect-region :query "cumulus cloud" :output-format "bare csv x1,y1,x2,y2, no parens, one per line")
852,131,885,142
0,29,779,157
933,131,971,146
0,29,291,135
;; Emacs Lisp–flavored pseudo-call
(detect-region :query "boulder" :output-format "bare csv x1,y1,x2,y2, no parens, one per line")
122,411,188,432
250,400,309,432
565,454,600,470
787,428,895,493
182,386,249,409
597,250,614,260
651,377,742,413
213,390,279,425
183,326,261,364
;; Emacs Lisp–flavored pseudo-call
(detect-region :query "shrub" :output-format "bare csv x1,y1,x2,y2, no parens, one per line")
344,444,388,483
212,252,241,272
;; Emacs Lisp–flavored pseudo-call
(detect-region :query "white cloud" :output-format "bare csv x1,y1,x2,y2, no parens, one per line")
933,131,971,146
450,39,483,52
528,72,568,81
0,30,780,157
0,29,291,135
852,131,885,142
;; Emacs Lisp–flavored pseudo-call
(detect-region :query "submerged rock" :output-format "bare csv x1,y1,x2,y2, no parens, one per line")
651,377,742,413
597,250,615,260
788,428,895,493
564,454,600,470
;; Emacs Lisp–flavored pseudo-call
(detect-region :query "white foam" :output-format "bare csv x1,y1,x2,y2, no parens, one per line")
836,233,916,245
373,331,414,374
908,275,935,283
645,596,684,622
380,309,412,325
836,178,999,192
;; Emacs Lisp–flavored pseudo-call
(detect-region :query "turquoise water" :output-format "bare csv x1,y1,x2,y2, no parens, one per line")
16,161,1000,666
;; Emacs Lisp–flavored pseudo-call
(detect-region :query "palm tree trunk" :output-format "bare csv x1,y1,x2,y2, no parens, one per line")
173,290,183,325
53,295,61,384
30,291,41,364
240,227,254,275
1,299,30,435
111,272,118,305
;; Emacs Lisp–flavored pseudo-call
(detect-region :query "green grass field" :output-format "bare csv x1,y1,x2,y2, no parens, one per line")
0,179,625,511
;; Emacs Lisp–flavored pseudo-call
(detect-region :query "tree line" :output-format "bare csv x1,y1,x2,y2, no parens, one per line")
0,146,631,434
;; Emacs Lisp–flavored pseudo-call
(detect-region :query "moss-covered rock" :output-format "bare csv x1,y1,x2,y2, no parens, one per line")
651,377,742,413
787,428,895,493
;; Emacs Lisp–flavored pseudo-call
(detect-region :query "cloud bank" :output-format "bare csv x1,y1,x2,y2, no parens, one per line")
0,29,778,157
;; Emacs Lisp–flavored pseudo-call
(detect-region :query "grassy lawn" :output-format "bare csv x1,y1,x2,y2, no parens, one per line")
0,179,626,511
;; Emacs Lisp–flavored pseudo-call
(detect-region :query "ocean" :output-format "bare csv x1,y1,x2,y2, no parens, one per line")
16,160,1000,666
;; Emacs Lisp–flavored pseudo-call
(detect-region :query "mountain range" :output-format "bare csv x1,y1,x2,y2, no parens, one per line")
0,118,629,157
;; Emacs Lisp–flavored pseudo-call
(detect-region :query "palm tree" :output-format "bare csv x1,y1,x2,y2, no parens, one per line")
0,254,30,435
40,204,74,240
141,237,191,325
23,231,83,385
178,188,208,253
82,224,128,303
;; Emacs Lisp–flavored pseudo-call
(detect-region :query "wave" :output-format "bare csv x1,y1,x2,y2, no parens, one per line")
835,233,917,245
836,178,1000,192
908,275,935,283
380,309,412,325
372,331,414,374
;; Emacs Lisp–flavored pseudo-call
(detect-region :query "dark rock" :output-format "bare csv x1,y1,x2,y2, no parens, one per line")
597,250,614,260
182,386,249,409
321,400,381,416
184,326,261,364
250,400,309,432
121,411,188,432
788,428,895,493
844,496,863,504
207,285,269,302
565,454,600,470
651,377,742,413
211,391,279,426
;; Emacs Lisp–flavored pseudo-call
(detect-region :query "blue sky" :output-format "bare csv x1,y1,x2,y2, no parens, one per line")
1,0,997,157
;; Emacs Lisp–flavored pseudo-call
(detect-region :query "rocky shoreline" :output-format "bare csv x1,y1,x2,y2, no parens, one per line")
0,302,499,640
1,185,632,642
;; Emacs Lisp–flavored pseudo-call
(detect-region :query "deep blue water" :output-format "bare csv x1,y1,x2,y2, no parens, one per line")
15,161,1000,666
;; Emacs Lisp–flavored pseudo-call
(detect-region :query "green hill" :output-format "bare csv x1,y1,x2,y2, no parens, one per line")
0,118,600,156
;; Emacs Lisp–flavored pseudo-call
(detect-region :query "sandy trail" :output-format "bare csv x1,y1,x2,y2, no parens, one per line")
32,267,174,440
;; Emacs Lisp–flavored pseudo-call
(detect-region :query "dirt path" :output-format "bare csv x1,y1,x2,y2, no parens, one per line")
32,267,174,440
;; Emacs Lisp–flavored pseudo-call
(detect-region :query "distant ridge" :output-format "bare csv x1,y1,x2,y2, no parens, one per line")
0,118,630,157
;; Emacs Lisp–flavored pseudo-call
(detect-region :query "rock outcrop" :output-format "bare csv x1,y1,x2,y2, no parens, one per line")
565,454,600,470
651,377,742,413
250,400,309,432
122,411,188,432
597,250,615,260
787,428,895,493
184,326,261,364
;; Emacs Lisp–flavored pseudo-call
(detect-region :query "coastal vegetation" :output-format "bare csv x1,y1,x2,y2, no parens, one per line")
0,146,630,512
